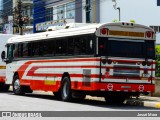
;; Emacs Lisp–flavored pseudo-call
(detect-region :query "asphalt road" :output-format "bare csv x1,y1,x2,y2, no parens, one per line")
0,91,159,111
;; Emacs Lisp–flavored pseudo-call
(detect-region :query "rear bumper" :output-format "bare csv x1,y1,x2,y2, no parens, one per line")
92,82,155,93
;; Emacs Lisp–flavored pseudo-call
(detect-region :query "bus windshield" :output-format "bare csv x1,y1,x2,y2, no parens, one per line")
98,37,155,59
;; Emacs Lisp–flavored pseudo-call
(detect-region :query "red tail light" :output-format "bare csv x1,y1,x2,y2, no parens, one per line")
145,31,154,38
101,28,108,35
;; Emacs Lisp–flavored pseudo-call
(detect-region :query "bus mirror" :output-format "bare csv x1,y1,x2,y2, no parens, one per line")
1,51,6,60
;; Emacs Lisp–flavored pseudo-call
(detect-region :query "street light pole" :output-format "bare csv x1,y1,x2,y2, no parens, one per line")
117,7,120,21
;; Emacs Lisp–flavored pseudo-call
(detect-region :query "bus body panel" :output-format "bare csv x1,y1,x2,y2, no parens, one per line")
6,57,155,93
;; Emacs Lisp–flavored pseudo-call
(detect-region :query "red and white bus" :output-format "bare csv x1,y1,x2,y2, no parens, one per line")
2,22,156,103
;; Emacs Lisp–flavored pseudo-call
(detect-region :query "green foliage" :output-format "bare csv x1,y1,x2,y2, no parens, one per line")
156,45,160,77
156,45,160,54
112,19,119,22
130,20,136,23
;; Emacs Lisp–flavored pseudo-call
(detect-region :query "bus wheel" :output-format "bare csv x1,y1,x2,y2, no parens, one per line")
13,75,24,95
61,76,72,102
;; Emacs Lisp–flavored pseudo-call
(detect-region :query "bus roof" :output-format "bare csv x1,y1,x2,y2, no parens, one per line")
7,22,155,44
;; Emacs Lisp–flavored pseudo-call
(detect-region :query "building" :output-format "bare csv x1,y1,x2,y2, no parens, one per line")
34,0,160,38
1,0,13,34
0,0,3,33
33,0,100,33
13,0,33,35
0,0,33,34
158,0,160,6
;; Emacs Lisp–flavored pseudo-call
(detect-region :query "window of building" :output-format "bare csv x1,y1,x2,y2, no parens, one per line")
57,5,65,20
86,0,92,23
66,2,75,19
46,7,53,21
158,0,160,6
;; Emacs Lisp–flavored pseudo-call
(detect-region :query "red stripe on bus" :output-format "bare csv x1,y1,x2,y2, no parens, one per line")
20,79,155,92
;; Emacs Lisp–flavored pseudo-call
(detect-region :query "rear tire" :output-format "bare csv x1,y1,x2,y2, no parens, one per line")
13,75,25,95
61,76,72,102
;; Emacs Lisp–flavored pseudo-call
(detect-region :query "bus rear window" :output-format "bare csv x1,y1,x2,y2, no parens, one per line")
98,37,155,59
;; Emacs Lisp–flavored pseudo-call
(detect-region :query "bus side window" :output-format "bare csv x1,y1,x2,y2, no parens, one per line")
32,42,39,56
39,42,44,56
55,39,67,55
73,35,87,55
7,45,13,58
23,43,29,57
43,40,55,56
68,37,74,55
13,44,19,58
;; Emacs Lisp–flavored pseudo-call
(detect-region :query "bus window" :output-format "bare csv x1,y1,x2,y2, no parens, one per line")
39,42,44,56
32,42,39,56
7,45,13,59
43,40,55,56
23,43,29,57
55,39,67,55
18,44,23,57
13,44,19,58
68,37,74,55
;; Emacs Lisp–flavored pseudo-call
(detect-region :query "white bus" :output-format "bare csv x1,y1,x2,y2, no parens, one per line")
1,22,156,103
0,34,17,91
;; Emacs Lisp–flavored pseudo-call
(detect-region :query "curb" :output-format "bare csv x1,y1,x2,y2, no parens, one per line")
125,99,160,109
86,95,160,109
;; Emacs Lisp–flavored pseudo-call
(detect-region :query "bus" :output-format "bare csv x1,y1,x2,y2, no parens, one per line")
0,34,17,91
1,22,156,103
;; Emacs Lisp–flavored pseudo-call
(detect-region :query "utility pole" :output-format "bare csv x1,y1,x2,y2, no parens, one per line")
17,0,23,35
117,7,120,21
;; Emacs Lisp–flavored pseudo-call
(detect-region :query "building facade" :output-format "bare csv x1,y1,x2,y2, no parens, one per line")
1,0,13,34
0,0,33,34
33,0,100,33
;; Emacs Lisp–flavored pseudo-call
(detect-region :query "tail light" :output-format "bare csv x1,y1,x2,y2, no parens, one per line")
142,61,147,66
101,28,108,35
142,61,152,66
107,59,112,64
101,58,107,64
145,31,154,39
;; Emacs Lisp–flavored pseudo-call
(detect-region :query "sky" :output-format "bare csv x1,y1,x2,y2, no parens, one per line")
100,0,160,43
